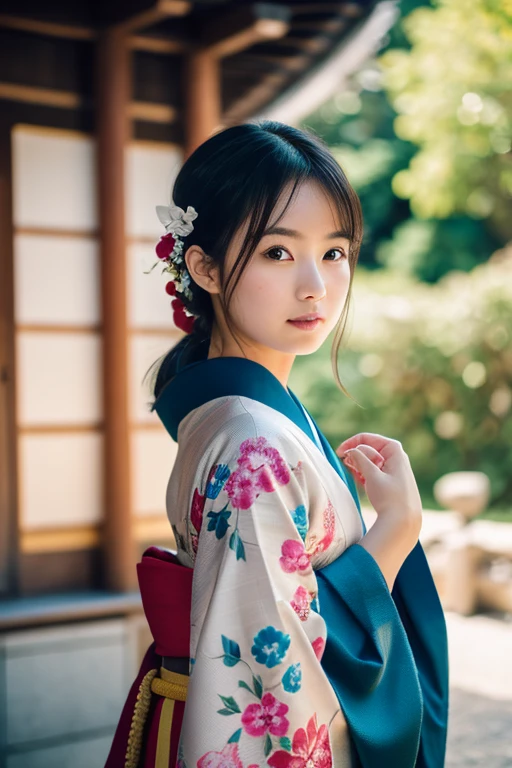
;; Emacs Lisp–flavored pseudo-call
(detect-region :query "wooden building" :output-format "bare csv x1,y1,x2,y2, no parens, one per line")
0,2,382,765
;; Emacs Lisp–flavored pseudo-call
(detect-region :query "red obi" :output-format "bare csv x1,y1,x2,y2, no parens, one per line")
104,547,193,768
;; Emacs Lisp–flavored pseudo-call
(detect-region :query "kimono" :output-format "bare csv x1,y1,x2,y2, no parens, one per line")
105,355,449,768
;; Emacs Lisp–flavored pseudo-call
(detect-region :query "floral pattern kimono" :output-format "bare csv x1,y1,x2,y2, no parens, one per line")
149,356,449,768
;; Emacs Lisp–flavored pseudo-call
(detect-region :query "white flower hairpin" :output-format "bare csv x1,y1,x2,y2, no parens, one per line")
156,204,198,237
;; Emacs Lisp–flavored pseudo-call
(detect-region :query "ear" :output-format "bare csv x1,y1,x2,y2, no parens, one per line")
184,245,221,295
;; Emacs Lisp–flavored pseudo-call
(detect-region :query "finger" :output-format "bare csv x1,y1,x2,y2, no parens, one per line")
339,444,383,464
337,433,401,457
341,456,366,485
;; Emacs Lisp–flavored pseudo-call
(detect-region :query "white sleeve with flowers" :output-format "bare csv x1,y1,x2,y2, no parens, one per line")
175,428,354,768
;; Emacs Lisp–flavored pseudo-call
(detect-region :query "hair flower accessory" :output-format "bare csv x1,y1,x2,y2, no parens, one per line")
144,201,199,334
156,204,198,237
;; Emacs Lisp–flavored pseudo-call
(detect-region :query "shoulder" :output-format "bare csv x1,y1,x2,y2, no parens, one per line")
179,395,309,485
198,396,304,460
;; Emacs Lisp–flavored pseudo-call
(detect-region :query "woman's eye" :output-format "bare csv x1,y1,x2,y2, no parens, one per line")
263,246,347,262
264,246,290,261
324,248,347,261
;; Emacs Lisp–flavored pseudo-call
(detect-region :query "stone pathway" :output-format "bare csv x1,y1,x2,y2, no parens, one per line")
444,611,512,767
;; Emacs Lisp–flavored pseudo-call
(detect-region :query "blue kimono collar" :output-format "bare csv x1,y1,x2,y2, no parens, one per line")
152,356,313,444
151,355,362,517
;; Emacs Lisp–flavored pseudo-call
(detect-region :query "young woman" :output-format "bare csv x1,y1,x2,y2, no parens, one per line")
105,121,448,768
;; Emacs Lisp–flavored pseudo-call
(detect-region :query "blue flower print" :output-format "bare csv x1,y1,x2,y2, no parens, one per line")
282,662,302,693
206,464,231,499
251,626,291,668
290,504,308,541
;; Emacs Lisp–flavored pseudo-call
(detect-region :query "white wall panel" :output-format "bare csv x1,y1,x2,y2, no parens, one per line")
131,430,177,516
125,143,182,238
16,332,103,425
128,242,178,329
129,333,180,422
14,234,101,325
19,432,104,529
12,128,97,231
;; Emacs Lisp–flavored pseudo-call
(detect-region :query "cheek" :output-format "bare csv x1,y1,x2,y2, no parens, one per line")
327,265,351,295
235,265,281,306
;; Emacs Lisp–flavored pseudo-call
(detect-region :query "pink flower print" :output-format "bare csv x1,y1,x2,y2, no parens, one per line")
238,437,290,487
313,500,336,554
311,636,325,661
290,585,312,622
224,463,263,510
241,692,289,738
197,742,244,768
224,437,291,509
267,714,333,768
279,540,312,575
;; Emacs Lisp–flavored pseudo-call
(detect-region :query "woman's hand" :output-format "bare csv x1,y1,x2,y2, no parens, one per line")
336,433,422,530
337,432,423,590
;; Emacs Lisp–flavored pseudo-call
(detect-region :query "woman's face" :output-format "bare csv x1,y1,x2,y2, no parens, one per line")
209,180,352,372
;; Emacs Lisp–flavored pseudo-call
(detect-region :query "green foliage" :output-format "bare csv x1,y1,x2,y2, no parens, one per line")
379,0,512,240
289,249,512,514
300,0,507,282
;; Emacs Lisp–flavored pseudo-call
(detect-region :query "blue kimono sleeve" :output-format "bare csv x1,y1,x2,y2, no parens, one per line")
317,540,449,768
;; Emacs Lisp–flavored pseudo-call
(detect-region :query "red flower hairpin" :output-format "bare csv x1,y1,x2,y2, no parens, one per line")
144,203,198,334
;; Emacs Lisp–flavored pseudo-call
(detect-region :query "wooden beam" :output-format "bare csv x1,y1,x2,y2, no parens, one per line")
128,101,177,123
200,4,291,60
0,14,96,39
20,526,101,554
184,48,222,156
115,0,190,34
223,72,290,123
96,28,137,592
0,83,83,109
0,83,178,125
0,15,189,53
231,52,310,74
129,34,187,54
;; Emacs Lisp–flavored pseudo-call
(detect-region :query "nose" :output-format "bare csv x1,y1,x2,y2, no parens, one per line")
297,262,326,301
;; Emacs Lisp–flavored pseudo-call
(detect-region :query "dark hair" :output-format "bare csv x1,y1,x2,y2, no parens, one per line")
144,120,363,404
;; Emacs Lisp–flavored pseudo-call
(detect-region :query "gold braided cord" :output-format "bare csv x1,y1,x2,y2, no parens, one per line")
151,675,188,703
124,668,158,768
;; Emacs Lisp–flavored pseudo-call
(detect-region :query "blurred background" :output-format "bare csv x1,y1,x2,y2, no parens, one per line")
0,0,511,766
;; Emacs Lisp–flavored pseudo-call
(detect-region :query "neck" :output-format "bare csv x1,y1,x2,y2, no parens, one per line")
207,332,295,390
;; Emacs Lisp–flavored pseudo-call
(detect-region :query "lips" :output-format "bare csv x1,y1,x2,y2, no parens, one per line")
288,314,323,322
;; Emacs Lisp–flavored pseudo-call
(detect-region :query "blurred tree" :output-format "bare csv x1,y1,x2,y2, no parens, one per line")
379,0,512,241
301,0,507,282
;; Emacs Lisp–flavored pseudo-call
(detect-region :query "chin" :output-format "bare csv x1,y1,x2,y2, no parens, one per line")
272,337,327,355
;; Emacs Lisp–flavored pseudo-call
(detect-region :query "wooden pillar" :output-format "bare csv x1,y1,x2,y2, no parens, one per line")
0,118,19,596
184,48,222,157
96,28,136,591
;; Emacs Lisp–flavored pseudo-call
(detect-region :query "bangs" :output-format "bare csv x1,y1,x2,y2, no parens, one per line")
222,137,363,300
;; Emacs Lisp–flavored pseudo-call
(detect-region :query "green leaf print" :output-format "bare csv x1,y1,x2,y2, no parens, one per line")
252,674,263,699
279,736,292,751
229,528,246,561
218,695,241,713
264,733,272,757
227,728,242,743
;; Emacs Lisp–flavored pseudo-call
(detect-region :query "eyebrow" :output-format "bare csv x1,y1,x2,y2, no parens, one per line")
262,225,352,241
